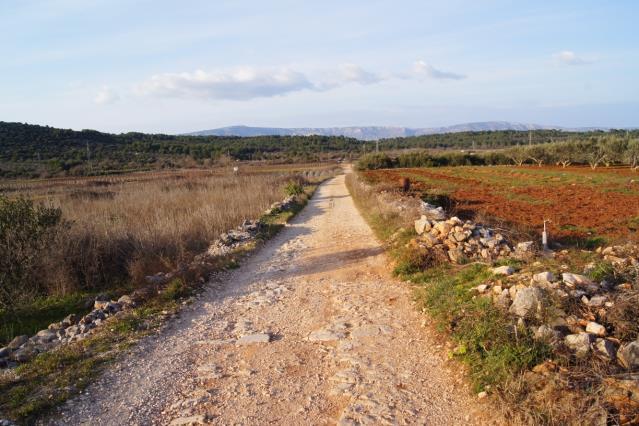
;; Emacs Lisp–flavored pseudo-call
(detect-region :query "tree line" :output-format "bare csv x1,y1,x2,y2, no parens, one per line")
2,121,638,178
357,135,639,170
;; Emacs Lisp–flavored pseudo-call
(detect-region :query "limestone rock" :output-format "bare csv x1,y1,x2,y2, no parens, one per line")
533,271,555,283
509,287,545,318
118,294,134,306
420,201,446,220
562,273,594,287
515,241,534,253
534,325,562,343
414,215,431,235
595,338,617,360
492,265,514,276
35,329,56,343
588,295,607,307
618,341,639,369
11,345,38,363
433,221,452,236
565,333,594,357
585,321,606,337
420,233,439,248
7,335,28,350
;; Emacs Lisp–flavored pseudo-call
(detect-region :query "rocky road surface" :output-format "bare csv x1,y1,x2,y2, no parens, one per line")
50,173,499,425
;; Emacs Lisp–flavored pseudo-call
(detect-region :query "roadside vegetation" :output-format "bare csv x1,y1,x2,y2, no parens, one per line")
346,170,639,424
0,166,338,346
0,167,331,422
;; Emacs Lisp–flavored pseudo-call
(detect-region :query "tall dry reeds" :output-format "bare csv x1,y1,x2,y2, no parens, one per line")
24,172,288,295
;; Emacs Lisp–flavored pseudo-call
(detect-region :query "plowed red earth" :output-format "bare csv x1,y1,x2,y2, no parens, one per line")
364,166,639,243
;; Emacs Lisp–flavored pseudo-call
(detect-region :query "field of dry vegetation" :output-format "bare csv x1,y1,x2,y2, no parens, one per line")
0,164,338,343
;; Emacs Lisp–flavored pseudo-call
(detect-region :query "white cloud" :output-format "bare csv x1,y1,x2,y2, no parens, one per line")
134,68,314,101
413,60,466,80
553,50,592,66
132,62,465,102
94,86,119,104
338,64,382,85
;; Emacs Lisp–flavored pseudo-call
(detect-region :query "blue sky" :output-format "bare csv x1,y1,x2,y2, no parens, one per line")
1,0,637,133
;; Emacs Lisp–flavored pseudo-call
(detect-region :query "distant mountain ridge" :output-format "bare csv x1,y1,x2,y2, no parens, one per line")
186,121,609,140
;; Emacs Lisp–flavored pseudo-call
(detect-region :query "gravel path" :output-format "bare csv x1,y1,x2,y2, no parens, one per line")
49,173,500,425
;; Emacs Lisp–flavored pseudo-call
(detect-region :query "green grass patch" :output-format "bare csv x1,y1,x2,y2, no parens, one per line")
0,293,99,346
408,264,551,391
0,303,168,422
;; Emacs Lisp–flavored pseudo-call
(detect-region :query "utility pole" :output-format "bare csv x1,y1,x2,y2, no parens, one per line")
528,131,532,146
375,139,379,153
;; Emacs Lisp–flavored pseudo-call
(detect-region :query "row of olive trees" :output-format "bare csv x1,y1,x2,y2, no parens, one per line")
505,136,639,170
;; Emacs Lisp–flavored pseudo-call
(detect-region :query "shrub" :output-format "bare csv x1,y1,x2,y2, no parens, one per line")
355,153,395,170
161,278,191,302
0,197,62,309
284,180,304,197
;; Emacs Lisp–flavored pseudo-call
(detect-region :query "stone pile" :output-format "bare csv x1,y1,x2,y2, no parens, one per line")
597,244,639,270
0,295,134,368
472,263,638,367
264,195,296,216
205,220,263,258
412,213,528,263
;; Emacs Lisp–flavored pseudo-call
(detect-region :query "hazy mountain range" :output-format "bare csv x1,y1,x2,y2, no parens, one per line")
186,121,609,140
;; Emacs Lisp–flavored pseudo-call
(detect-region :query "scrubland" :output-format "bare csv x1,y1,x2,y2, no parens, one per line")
0,165,338,344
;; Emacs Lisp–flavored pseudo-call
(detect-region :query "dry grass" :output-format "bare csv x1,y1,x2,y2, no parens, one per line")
9,166,338,297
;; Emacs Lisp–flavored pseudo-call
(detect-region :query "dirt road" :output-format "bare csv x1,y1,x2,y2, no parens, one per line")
51,173,495,425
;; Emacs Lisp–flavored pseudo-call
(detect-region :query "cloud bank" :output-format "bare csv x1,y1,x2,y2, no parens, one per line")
134,68,314,101
131,61,466,101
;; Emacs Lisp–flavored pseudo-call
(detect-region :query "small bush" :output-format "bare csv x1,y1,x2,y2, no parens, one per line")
0,196,62,310
161,278,191,301
355,153,395,170
587,260,615,282
284,180,304,197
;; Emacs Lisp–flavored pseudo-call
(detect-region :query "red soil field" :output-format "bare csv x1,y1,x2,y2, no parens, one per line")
363,166,639,244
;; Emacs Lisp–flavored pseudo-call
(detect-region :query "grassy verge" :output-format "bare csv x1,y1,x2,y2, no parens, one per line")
1,294,97,346
346,173,550,389
408,265,551,391
0,183,322,424
345,172,606,424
